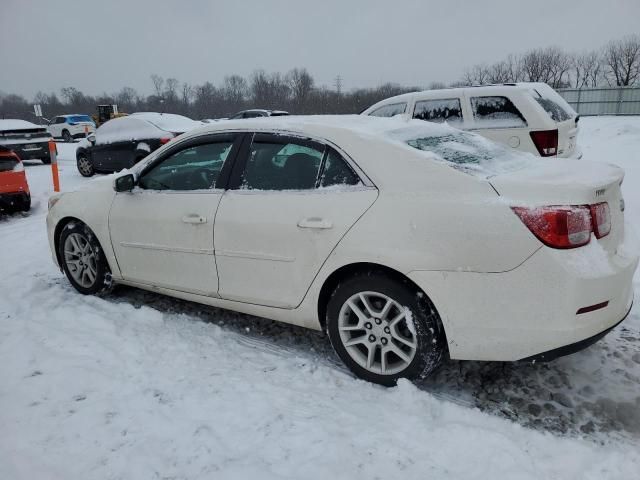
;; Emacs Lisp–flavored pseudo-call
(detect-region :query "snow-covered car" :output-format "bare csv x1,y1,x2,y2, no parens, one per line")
362,83,581,159
229,109,289,119
75,112,202,177
0,119,53,164
0,146,30,212
46,115,637,386
47,114,96,142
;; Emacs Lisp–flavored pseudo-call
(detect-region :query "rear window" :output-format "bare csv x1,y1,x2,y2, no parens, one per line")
395,130,535,177
369,103,407,118
68,115,93,124
470,96,527,128
529,89,573,122
413,98,463,125
0,157,19,172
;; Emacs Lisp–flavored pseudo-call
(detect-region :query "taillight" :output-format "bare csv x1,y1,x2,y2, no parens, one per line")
590,202,611,239
530,129,558,157
160,137,172,144
512,205,592,249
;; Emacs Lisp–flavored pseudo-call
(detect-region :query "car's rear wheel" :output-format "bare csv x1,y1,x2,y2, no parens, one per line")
77,152,94,177
58,222,111,295
62,130,72,143
326,272,445,386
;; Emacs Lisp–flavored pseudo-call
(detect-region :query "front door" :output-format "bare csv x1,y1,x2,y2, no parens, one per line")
214,133,378,308
109,134,239,295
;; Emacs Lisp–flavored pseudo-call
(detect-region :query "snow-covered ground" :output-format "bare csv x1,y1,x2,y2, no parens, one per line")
1,117,639,479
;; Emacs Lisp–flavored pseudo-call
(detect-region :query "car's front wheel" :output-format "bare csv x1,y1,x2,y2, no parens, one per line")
58,222,112,295
327,272,445,386
77,152,94,177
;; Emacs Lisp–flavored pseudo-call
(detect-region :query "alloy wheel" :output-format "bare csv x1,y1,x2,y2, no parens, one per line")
63,233,98,288
337,291,417,375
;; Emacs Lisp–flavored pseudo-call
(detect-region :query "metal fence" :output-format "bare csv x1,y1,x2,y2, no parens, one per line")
556,86,640,116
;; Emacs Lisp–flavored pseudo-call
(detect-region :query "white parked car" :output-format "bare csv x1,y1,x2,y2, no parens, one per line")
47,114,96,142
46,116,637,385
362,83,581,159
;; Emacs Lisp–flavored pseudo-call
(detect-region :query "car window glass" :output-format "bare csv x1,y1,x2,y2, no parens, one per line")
369,102,407,117
470,96,527,128
139,141,233,191
56,117,65,124
320,148,361,187
413,98,463,125
240,138,324,190
529,89,572,122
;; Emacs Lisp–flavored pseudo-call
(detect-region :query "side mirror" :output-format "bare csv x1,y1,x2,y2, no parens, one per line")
87,133,96,144
114,173,135,192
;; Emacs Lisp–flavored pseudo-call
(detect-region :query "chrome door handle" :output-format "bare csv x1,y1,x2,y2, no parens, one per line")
297,217,333,229
182,214,207,224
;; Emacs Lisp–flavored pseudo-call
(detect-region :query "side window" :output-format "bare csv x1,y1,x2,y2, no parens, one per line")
139,140,234,191
470,96,527,128
56,117,65,124
369,102,407,118
413,98,463,125
240,136,324,191
320,148,361,187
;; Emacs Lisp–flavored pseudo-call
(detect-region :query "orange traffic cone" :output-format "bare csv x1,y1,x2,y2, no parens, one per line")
49,139,60,192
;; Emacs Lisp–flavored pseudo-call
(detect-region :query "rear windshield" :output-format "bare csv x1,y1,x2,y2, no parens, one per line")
0,158,19,172
68,115,93,123
529,88,574,122
392,129,536,177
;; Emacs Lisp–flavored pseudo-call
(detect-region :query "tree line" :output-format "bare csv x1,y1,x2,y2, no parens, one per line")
1,34,638,122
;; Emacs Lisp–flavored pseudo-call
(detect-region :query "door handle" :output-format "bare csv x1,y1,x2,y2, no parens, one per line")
182,214,207,224
297,217,333,229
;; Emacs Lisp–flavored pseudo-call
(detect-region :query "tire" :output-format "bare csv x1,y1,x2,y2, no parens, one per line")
58,221,112,295
62,130,72,143
326,272,445,386
77,152,95,177
21,194,31,212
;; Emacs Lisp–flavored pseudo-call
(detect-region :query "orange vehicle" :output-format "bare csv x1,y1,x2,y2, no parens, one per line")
0,146,30,212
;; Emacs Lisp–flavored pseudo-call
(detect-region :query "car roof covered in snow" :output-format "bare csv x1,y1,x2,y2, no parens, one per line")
129,112,202,133
0,119,43,131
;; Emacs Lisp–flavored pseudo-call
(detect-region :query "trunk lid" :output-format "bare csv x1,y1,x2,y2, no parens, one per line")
489,160,625,252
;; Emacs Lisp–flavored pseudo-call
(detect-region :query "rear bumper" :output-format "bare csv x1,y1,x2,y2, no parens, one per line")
0,191,30,210
521,302,632,362
2,141,50,161
408,242,638,361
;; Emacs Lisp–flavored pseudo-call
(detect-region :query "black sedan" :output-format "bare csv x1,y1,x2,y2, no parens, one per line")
76,113,202,177
0,119,53,164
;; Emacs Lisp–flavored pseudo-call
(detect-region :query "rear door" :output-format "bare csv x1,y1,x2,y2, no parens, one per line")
109,133,241,295
214,133,378,308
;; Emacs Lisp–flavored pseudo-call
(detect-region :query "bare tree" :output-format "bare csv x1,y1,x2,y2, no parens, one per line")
603,35,640,86
571,51,603,88
287,68,314,109
223,75,248,105
150,74,165,97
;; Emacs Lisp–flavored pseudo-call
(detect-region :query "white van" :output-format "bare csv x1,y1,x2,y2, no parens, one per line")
361,83,581,158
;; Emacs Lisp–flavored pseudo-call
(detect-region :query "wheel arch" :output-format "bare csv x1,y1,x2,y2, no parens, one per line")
317,262,448,348
54,216,113,274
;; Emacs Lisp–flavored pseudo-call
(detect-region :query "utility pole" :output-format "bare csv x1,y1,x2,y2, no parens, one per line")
334,75,343,95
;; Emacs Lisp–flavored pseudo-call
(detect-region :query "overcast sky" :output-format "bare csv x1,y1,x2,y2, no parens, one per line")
1,0,639,99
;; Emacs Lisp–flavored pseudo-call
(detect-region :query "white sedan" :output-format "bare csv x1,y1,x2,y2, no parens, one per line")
46,116,638,385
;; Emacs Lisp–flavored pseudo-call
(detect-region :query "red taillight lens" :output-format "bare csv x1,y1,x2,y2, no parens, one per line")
512,206,592,249
160,137,172,144
530,129,558,157
590,202,611,239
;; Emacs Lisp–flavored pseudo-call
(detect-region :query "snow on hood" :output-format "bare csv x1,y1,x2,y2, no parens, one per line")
0,119,43,131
